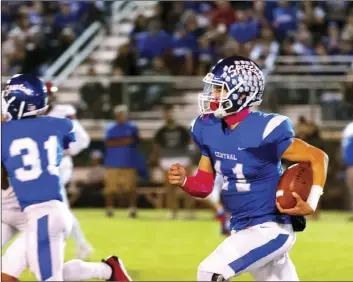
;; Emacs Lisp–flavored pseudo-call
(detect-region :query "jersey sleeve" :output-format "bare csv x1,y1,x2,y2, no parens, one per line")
61,118,76,149
261,115,295,159
67,119,90,156
190,117,210,157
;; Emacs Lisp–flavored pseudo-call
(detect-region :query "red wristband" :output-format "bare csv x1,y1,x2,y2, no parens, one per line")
181,169,215,198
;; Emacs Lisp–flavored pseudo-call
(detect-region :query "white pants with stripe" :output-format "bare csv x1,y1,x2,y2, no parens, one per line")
197,221,299,281
24,200,72,281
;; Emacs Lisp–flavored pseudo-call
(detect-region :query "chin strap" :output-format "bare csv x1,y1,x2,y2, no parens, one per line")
224,108,251,126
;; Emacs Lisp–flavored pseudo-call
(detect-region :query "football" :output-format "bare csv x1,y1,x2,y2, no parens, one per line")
276,163,313,209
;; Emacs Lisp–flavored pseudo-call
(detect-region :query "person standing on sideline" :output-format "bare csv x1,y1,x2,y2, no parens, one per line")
150,105,195,219
104,105,139,218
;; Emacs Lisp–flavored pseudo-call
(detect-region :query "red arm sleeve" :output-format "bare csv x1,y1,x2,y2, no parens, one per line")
181,169,215,198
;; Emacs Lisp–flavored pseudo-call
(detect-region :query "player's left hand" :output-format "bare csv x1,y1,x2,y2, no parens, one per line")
276,192,314,216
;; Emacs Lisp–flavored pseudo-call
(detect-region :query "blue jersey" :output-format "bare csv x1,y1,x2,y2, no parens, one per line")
104,121,139,168
2,116,76,210
342,121,353,166
191,111,294,230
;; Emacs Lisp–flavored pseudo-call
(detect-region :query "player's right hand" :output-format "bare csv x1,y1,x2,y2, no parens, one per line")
168,163,186,186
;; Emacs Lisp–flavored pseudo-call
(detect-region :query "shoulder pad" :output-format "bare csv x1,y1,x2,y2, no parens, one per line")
48,104,76,118
237,111,293,148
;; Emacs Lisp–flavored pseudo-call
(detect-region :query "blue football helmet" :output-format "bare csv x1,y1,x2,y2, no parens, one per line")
199,56,266,118
2,74,48,120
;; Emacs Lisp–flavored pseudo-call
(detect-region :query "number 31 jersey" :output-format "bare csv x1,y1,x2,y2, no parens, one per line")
2,116,76,210
191,111,294,231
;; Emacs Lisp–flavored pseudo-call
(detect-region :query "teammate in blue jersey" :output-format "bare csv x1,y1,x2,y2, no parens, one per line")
1,74,132,281
2,74,75,281
168,56,328,281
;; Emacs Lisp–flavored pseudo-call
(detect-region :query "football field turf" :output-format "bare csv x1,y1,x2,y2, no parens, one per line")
4,209,353,281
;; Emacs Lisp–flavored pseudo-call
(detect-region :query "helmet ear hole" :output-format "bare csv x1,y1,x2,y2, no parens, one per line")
223,100,232,108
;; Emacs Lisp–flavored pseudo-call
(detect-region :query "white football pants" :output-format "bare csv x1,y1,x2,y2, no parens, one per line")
23,200,72,281
197,221,299,281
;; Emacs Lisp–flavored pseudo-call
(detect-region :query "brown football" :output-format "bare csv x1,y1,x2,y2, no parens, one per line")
276,163,313,209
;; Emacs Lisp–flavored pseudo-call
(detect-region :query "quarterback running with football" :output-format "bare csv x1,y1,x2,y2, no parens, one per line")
168,56,328,281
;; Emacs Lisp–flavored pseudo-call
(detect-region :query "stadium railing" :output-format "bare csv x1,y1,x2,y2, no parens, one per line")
274,55,353,74
2,73,351,141
43,21,103,83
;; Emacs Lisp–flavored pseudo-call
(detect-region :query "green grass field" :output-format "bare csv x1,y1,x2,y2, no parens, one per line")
4,209,353,281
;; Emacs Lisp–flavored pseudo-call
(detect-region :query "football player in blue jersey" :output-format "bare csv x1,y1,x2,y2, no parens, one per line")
1,74,132,281
168,56,328,281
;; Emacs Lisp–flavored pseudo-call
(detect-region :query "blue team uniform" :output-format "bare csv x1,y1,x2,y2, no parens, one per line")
191,111,293,231
2,116,76,210
342,122,353,167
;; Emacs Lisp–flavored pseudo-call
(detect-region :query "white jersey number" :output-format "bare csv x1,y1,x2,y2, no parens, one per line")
214,160,251,192
10,136,59,182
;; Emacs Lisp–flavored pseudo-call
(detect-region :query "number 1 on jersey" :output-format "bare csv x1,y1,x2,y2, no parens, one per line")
214,160,251,192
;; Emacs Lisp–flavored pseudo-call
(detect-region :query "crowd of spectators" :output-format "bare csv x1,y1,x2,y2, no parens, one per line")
112,0,353,77
2,0,108,76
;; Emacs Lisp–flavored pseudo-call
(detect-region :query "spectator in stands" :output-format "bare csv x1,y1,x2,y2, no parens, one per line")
21,28,47,75
181,10,207,40
104,105,140,218
292,21,315,55
197,36,214,75
112,43,139,76
342,10,353,42
137,20,172,65
211,0,237,29
150,105,195,220
162,2,184,33
272,0,297,42
1,2,12,33
325,22,340,55
2,32,26,75
55,1,81,34
57,27,76,56
130,14,148,36
229,9,259,44
339,39,353,56
250,25,279,70
171,23,197,75
297,1,326,36
41,12,62,63
79,64,106,118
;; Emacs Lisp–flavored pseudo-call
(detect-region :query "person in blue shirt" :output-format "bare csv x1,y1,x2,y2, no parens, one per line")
138,20,172,62
168,56,328,281
104,105,140,218
342,121,353,221
229,9,259,44
272,1,297,41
